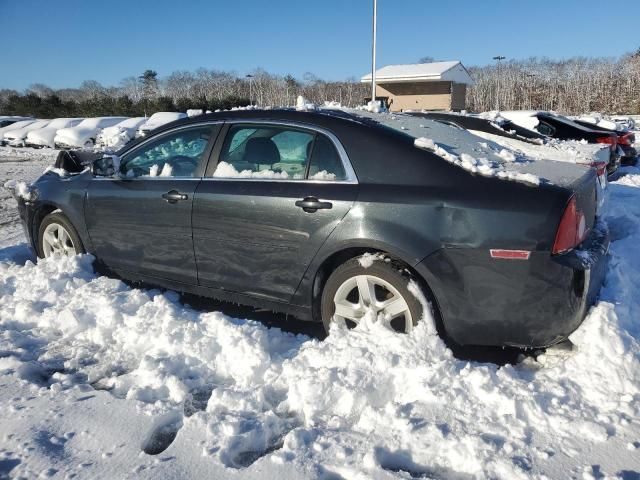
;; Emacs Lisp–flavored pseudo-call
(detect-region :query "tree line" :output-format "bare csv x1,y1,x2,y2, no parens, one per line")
1,49,639,118
467,49,640,114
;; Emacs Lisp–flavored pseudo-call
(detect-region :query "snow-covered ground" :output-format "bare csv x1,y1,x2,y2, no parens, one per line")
1,147,640,480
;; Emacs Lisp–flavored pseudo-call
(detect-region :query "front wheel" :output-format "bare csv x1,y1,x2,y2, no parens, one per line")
37,212,85,259
320,256,424,334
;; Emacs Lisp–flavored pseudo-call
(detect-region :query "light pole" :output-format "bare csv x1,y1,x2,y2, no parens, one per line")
245,74,254,106
493,55,506,111
370,0,377,107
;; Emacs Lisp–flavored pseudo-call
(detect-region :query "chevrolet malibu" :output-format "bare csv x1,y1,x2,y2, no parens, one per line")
13,109,609,349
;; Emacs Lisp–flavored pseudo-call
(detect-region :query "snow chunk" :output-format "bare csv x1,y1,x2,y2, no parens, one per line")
415,136,541,185
3,180,35,201
213,161,289,179
296,96,316,111
308,170,336,181
357,252,386,268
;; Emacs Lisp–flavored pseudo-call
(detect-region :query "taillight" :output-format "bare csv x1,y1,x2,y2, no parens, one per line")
590,161,607,176
596,136,618,148
618,132,634,146
552,196,587,254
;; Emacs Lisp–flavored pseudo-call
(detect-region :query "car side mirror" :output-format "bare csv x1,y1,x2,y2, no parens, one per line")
92,156,116,177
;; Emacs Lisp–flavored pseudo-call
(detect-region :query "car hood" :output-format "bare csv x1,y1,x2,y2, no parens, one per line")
55,127,99,144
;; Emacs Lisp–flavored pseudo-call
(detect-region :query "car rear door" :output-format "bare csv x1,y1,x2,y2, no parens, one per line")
85,123,220,284
192,121,358,302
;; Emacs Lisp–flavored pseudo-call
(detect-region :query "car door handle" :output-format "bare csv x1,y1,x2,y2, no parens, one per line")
162,190,189,203
295,197,333,213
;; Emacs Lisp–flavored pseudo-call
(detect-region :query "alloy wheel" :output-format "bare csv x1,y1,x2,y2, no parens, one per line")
42,223,77,257
332,274,413,332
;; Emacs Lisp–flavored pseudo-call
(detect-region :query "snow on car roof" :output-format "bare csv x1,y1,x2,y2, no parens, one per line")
342,109,589,187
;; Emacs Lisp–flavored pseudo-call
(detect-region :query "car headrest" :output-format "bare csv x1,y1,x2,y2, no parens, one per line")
244,137,280,165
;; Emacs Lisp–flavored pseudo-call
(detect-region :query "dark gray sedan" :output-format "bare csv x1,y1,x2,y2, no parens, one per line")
14,109,609,349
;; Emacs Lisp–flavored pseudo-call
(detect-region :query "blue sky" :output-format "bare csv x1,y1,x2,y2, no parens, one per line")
1,0,638,90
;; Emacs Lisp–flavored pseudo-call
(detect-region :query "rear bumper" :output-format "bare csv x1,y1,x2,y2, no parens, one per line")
415,222,609,348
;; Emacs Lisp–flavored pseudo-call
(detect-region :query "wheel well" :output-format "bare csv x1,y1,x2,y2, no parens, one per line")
31,204,60,244
311,247,446,336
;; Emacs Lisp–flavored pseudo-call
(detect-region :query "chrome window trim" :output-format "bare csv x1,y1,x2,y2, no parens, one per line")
204,119,358,185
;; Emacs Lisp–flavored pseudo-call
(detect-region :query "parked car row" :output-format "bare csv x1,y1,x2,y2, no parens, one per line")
495,110,638,170
0,112,190,150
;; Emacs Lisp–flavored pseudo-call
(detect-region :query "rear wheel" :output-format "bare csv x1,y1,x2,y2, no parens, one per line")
37,212,85,259
320,256,423,334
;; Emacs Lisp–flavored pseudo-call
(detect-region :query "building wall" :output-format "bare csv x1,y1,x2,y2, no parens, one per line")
375,81,466,112
450,83,467,111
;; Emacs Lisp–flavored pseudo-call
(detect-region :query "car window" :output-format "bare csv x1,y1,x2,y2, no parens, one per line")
307,134,347,181
212,125,348,181
120,126,211,178
213,125,314,179
536,121,556,136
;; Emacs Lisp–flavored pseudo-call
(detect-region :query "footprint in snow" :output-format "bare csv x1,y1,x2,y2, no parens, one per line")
141,411,183,456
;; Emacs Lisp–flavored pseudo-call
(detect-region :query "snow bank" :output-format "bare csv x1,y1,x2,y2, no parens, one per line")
2,164,640,477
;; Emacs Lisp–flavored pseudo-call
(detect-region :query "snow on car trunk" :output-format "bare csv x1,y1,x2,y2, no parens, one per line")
0,151,639,478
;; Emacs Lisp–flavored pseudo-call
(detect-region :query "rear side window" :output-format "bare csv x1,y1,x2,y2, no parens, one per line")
212,124,347,181
307,134,346,181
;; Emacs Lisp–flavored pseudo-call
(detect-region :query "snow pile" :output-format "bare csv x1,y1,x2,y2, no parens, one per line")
213,161,291,179
469,129,610,166
576,114,621,132
415,137,541,185
1,215,640,477
322,101,342,109
295,96,316,111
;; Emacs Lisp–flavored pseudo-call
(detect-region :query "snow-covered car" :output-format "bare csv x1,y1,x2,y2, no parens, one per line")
136,112,187,138
24,118,83,149
15,109,609,350
498,111,622,175
54,117,128,149
610,115,636,130
0,119,37,142
0,116,33,129
96,117,146,150
2,119,51,147
574,116,637,165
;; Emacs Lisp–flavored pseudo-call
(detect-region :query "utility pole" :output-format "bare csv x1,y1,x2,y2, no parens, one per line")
245,74,254,106
371,0,377,106
493,55,506,111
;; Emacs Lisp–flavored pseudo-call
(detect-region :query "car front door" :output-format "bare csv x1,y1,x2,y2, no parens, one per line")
192,122,358,302
85,124,219,284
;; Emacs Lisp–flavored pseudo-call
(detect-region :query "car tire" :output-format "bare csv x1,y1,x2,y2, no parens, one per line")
320,256,424,334
37,212,85,259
